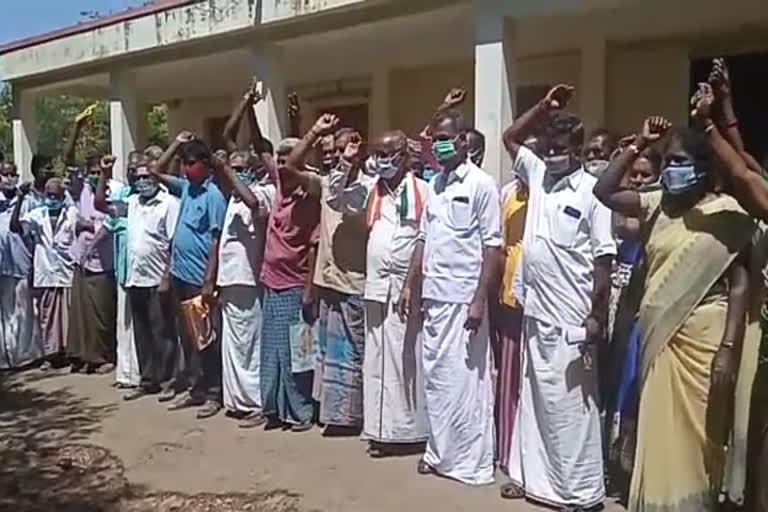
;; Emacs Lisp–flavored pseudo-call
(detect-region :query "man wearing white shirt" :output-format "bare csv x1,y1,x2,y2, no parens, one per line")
0,162,42,369
500,85,615,510
327,130,429,456
118,159,180,400
214,151,276,425
11,178,78,369
402,110,501,485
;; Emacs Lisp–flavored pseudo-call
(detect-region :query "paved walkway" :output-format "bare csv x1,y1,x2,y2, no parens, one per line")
0,370,625,512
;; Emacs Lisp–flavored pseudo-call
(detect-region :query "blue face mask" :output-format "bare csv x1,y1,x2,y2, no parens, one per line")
422,166,437,183
44,197,64,215
236,170,255,186
433,139,458,163
661,163,702,195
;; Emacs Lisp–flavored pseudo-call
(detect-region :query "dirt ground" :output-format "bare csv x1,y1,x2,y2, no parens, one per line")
0,369,625,512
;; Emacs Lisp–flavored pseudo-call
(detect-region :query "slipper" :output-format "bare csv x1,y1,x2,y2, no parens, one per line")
95,363,115,375
291,422,313,433
416,460,435,475
500,482,525,500
239,411,267,429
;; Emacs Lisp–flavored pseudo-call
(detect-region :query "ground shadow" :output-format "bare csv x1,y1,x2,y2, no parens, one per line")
0,372,309,512
0,371,126,511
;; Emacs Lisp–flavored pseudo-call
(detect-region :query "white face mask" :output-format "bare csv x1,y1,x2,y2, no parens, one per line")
543,154,572,175
0,175,17,188
584,159,609,177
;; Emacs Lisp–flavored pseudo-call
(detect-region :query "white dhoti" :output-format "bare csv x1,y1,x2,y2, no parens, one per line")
0,275,42,369
115,285,140,387
221,285,262,413
421,299,495,485
507,316,605,508
363,298,427,443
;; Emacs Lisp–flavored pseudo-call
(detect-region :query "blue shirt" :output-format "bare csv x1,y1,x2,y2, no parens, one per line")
168,177,227,287
103,183,132,286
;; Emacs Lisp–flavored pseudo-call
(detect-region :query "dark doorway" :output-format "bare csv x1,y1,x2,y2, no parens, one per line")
690,53,768,166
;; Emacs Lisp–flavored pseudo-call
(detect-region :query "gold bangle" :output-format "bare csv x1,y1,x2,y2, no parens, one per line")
704,123,715,134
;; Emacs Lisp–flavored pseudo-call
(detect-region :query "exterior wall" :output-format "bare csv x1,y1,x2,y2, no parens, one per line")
607,43,690,136
166,97,238,145
388,53,582,138
0,0,257,81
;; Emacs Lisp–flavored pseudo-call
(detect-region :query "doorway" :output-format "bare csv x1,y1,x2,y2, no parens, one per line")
690,53,768,166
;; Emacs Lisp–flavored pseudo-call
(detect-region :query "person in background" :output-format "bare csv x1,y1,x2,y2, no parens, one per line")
258,118,329,432
593,90,757,511
467,128,485,168
327,129,428,455
150,133,227,419
11,178,77,370
401,109,501,485
215,149,276,426
583,128,617,178
603,143,661,499
501,85,615,509
94,151,147,392
0,161,42,369
309,126,370,436
494,154,528,476
114,156,180,401
67,152,118,375
62,105,98,203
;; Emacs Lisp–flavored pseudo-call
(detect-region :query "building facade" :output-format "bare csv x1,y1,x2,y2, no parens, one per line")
2,0,768,182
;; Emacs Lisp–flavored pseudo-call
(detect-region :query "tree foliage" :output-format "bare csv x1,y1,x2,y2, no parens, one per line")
0,84,168,169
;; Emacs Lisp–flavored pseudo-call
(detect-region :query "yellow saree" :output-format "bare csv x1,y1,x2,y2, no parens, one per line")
629,191,759,512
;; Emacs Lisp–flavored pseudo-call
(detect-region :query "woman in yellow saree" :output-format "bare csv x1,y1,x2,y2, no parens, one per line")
594,113,758,511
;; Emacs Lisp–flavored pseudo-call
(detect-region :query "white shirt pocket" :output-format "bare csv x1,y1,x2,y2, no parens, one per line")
449,196,472,230
548,204,581,248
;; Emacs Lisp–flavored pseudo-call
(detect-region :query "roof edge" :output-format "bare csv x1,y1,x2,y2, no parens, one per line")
0,0,197,56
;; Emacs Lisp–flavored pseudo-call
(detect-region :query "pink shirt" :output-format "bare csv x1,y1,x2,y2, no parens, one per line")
259,178,321,291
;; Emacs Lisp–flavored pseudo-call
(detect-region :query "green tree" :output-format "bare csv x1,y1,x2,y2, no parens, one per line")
0,83,168,169
0,86,13,158
147,104,169,147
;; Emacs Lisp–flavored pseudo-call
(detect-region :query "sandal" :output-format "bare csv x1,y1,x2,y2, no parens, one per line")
239,411,267,429
291,422,313,433
416,460,435,475
500,482,525,500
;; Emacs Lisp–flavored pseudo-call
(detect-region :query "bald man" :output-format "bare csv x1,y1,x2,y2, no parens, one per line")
327,130,428,455
11,178,78,369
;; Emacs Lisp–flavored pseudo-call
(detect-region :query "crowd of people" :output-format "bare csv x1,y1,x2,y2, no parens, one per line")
0,57,766,512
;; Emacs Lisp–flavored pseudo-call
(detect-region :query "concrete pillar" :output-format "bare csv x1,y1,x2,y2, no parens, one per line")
369,68,391,136
109,71,142,182
251,46,286,145
11,86,37,182
580,37,607,136
473,0,515,185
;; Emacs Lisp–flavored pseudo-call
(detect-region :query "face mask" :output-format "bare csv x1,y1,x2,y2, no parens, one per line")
88,175,100,189
185,162,208,184
44,197,64,215
364,156,378,177
584,159,609,177
543,154,572,175
468,149,484,167
433,139,458,163
373,154,401,180
236,170,255,186
422,166,437,183
135,179,158,198
0,175,18,190
661,163,702,195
